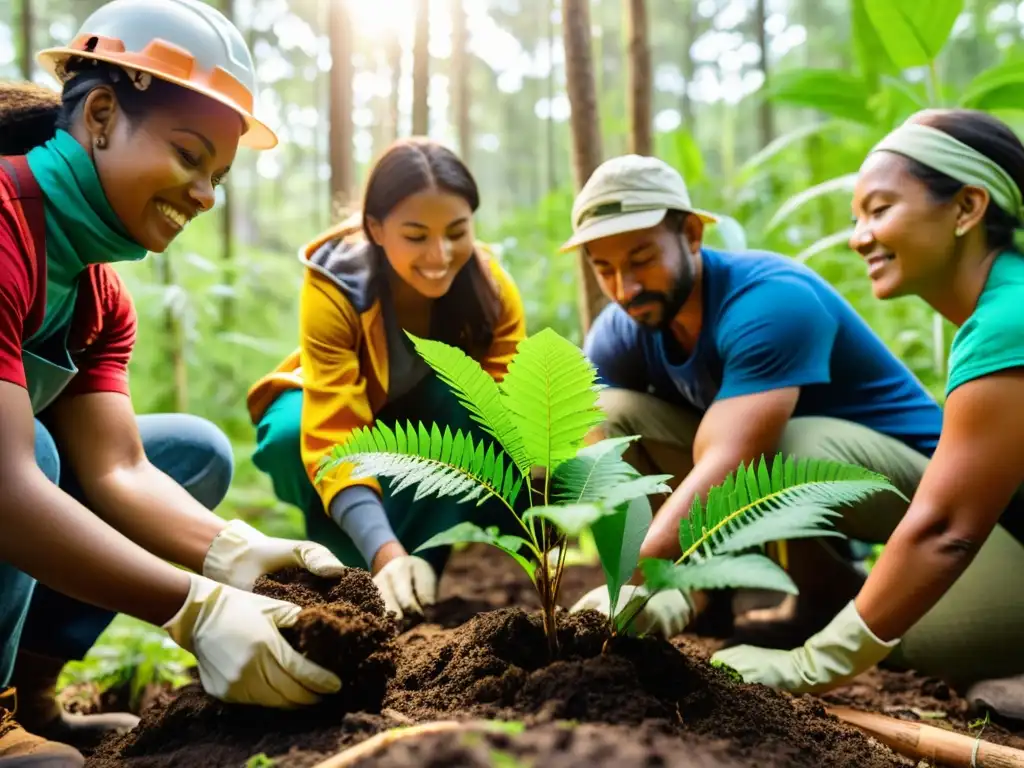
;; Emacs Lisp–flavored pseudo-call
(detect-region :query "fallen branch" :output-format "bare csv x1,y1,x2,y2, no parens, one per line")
310,720,514,768
828,706,1024,768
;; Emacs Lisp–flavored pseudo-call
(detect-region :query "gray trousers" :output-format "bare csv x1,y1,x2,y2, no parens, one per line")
598,387,1024,688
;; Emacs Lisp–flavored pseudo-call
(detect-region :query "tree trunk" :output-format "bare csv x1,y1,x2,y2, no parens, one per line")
754,0,774,148
412,0,431,136
329,0,355,214
562,0,608,334
219,0,236,335
19,0,33,79
388,33,402,142
546,0,558,191
625,0,652,155
449,0,471,161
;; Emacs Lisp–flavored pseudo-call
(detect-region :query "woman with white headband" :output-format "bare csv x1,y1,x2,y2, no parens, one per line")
713,109,1024,714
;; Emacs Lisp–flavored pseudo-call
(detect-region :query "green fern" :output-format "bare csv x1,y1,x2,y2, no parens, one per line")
408,334,531,475
679,453,906,561
499,328,606,472
321,421,523,507
624,452,905,634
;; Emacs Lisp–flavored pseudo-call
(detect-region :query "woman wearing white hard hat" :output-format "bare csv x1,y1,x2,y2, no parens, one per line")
0,1,346,764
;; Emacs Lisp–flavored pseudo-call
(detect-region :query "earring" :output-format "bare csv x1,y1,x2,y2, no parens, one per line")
955,225,966,237
94,135,107,150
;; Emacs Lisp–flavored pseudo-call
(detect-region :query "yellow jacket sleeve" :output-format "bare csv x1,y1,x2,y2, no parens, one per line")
298,269,382,508
481,256,527,382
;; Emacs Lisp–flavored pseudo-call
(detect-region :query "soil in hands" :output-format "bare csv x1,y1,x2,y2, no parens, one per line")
88,566,400,768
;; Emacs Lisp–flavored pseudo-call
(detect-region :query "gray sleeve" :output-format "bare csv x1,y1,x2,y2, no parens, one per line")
328,485,396,565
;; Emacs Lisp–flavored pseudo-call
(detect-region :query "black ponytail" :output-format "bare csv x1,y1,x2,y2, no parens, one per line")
0,81,61,155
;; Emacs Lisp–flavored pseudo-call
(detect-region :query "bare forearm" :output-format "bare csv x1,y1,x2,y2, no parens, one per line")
641,452,741,561
84,462,227,573
855,512,984,641
1,465,190,626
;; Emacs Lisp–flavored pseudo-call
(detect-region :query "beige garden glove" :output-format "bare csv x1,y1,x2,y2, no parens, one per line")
571,584,693,638
163,572,342,708
372,555,437,619
710,600,899,694
204,519,346,591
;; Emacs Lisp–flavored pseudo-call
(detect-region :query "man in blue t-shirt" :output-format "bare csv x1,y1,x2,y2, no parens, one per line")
564,155,944,640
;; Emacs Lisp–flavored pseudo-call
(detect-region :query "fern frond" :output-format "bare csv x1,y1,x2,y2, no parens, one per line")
679,453,903,561
407,333,531,475
500,328,605,474
551,436,640,503
322,421,521,507
642,553,798,596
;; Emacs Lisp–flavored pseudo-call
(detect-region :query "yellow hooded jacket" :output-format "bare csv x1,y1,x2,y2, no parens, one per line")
246,218,527,512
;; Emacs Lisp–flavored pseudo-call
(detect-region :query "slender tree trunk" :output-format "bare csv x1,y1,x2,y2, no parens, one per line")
154,255,188,413
546,0,558,192
412,0,430,135
19,0,33,79
219,0,236,334
449,0,471,161
329,0,355,214
679,0,696,128
388,33,402,141
562,0,608,333
754,0,774,148
625,0,652,155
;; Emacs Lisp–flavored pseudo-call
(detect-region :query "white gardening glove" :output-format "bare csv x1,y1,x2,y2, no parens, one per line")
571,584,693,638
372,555,437,620
203,519,346,591
163,572,342,708
711,600,899,694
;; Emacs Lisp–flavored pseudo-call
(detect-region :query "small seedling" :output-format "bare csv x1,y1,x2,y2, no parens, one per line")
710,658,743,683
245,754,276,768
318,327,904,653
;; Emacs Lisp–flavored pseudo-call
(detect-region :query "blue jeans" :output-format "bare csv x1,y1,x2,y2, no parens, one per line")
0,414,233,686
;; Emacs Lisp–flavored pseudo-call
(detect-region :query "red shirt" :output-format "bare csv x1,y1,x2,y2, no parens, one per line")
0,157,136,401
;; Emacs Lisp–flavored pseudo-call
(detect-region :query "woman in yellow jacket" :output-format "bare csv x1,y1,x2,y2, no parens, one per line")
247,138,526,620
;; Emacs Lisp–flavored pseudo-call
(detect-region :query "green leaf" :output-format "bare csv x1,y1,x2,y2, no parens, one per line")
500,328,604,474
678,454,905,562
524,503,610,538
414,522,536,578
794,228,857,264
863,0,963,70
960,59,1024,113
551,436,640,503
851,0,898,84
321,422,518,507
641,554,798,595
591,496,653,615
407,334,531,474
736,121,848,182
767,174,859,233
599,474,673,509
763,69,876,126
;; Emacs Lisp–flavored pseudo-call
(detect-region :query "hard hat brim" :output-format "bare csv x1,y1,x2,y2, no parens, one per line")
36,47,278,150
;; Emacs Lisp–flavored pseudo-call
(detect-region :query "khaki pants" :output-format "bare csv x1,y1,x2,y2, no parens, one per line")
599,387,1024,688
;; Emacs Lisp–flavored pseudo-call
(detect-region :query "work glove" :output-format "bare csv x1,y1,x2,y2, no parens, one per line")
372,555,437,620
204,519,346,591
710,600,899,694
570,584,693,638
163,572,342,708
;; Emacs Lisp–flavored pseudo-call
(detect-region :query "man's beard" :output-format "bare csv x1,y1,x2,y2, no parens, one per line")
623,245,696,329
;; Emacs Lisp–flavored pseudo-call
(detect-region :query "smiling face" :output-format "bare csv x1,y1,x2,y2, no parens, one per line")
849,152,964,300
81,85,242,253
585,213,701,328
366,188,476,299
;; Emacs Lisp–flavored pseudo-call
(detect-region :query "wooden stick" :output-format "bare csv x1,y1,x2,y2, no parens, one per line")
828,706,1024,768
310,720,510,768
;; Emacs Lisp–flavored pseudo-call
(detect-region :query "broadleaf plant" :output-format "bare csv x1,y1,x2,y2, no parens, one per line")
318,327,905,652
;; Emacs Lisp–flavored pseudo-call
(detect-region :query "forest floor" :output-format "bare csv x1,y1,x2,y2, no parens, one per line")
68,544,1023,768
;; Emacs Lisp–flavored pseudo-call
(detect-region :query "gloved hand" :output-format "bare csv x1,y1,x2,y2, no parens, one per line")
710,600,899,694
372,555,437,620
571,584,693,638
204,519,346,591
163,572,342,707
